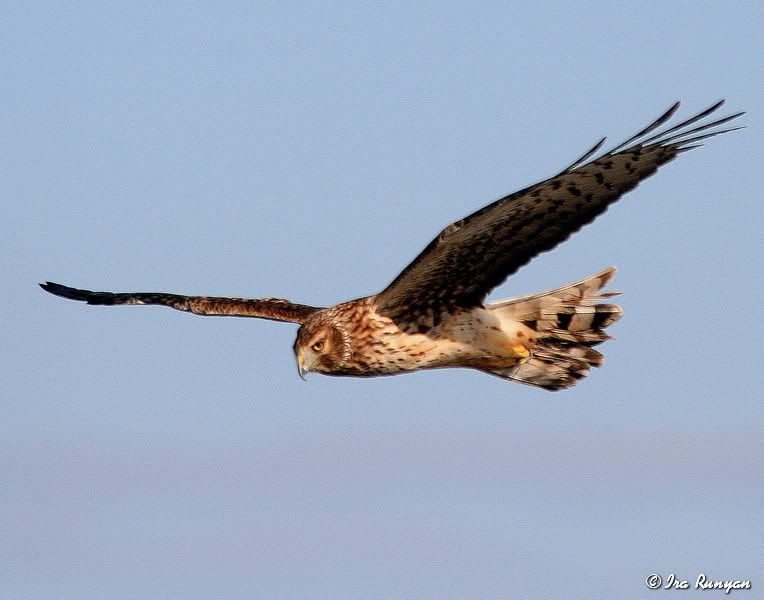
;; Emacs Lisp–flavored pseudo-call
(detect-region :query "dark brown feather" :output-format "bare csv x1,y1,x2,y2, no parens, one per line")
376,101,743,332
40,282,322,324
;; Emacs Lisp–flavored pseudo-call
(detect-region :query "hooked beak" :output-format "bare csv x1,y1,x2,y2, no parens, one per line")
296,351,308,381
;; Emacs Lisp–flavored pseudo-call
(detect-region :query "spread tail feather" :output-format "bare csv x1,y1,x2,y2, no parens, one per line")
486,267,622,390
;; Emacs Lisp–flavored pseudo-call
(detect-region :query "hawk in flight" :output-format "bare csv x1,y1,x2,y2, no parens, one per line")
42,101,742,390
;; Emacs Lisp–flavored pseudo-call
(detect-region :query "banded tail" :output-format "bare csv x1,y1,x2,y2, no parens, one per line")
486,268,622,390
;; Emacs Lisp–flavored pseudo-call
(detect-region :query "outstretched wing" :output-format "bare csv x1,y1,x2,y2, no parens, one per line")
40,282,322,324
376,100,743,332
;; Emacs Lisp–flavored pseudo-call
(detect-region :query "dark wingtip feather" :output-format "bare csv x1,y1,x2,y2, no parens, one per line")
644,111,745,148
701,98,725,113
674,144,704,153
605,101,681,154
671,125,746,148
40,281,95,302
602,99,744,157
557,136,608,175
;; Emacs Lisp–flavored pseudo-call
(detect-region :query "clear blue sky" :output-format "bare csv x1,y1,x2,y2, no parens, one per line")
2,2,761,599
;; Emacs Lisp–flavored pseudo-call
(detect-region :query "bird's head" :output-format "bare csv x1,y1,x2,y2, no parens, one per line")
294,314,350,379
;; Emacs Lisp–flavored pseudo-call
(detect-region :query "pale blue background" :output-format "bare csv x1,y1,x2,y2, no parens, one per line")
2,2,761,599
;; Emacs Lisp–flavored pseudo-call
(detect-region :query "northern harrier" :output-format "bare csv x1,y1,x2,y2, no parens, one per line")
42,101,742,390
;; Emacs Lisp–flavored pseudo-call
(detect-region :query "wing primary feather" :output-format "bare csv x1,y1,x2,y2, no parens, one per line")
674,144,704,153
665,126,745,148
604,101,681,154
556,136,607,175
41,281,95,302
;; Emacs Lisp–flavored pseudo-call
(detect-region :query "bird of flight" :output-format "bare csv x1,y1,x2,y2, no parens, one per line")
42,101,742,390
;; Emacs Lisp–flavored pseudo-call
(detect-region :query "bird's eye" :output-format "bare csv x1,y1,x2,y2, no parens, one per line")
312,340,324,352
